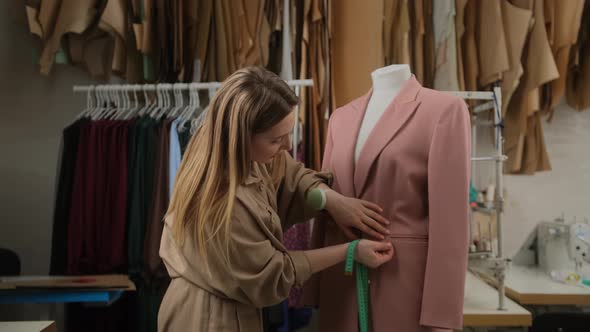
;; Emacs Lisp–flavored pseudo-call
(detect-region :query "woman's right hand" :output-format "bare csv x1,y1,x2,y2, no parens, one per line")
324,189,391,240
355,240,395,268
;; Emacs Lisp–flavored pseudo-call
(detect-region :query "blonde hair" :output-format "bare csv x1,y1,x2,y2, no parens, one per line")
166,66,299,269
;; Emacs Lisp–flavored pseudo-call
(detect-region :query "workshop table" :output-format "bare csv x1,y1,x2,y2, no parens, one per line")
0,274,135,305
464,272,532,327
0,321,56,332
504,265,590,306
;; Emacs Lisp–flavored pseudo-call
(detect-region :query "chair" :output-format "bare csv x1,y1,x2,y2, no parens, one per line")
0,248,21,276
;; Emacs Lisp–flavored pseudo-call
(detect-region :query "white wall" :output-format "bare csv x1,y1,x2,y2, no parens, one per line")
0,1,96,276
502,104,590,257
472,101,590,258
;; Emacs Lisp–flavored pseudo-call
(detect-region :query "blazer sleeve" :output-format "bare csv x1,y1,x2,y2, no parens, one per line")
229,203,312,308
276,151,333,230
420,98,471,329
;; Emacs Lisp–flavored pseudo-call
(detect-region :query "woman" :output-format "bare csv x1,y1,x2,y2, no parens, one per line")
158,67,394,331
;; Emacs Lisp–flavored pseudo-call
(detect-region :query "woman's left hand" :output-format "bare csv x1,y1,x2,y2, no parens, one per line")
324,190,391,240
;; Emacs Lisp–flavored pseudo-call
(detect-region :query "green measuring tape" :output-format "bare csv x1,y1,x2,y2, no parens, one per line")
345,240,369,332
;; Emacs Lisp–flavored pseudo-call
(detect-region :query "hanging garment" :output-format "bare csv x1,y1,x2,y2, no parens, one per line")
124,0,143,83
210,0,238,80
198,0,216,82
545,0,585,118
433,0,460,91
144,120,172,281
299,0,330,171
50,119,86,275
505,0,558,174
175,0,184,79
101,120,129,273
154,0,173,81
383,0,411,66
461,0,479,92
521,112,551,174
67,121,98,274
25,0,61,42
66,120,129,274
304,76,470,332
236,0,272,67
265,0,283,75
37,0,98,75
566,1,590,111
127,117,159,276
180,0,196,81
169,118,182,198
67,26,115,81
98,0,128,75
137,120,172,332
500,0,532,116
63,0,125,81
409,0,426,84
477,0,509,88
454,0,467,91
331,0,384,107
139,0,157,81
158,152,332,331
57,118,134,332
422,0,436,88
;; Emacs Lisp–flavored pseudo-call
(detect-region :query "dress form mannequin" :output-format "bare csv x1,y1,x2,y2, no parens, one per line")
305,61,470,332
355,64,412,162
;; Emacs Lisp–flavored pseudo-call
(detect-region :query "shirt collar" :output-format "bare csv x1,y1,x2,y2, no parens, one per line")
243,162,264,185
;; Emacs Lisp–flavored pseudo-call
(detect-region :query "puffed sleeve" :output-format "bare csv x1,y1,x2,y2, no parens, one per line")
228,202,312,308
275,151,333,229
420,98,471,329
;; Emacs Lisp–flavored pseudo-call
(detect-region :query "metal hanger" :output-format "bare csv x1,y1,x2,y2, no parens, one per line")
106,86,122,120
123,85,140,120
179,86,202,131
91,86,106,120
168,84,184,119
156,84,174,120
138,86,153,117
74,88,94,120
149,84,164,118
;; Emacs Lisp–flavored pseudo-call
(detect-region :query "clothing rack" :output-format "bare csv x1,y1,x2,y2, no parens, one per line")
446,86,509,311
72,79,314,157
72,79,313,92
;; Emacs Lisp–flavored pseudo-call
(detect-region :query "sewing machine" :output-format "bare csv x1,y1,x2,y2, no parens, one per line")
537,219,590,275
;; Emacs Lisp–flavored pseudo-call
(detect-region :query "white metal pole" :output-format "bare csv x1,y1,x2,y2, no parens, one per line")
493,84,506,311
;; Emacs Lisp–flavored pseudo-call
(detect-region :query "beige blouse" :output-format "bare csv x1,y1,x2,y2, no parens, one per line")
158,151,331,331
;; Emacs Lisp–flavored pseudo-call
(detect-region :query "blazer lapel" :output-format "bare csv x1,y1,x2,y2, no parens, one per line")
330,92,371,197
354,76,422,196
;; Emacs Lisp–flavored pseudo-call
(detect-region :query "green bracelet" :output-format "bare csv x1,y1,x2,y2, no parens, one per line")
344,239,369,332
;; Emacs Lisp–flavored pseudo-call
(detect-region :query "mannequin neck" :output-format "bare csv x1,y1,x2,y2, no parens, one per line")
371,64,412,94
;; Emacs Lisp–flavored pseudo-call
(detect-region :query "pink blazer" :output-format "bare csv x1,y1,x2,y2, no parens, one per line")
304,76,471,332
